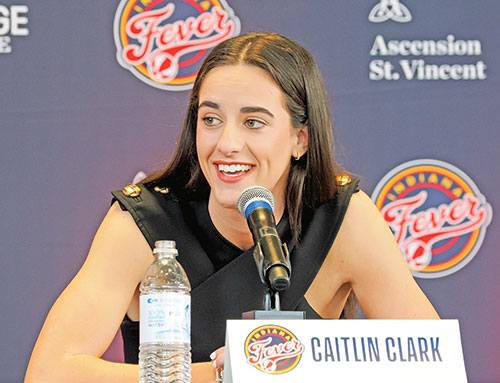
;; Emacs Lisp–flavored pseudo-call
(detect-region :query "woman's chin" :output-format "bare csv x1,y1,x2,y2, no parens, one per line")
209,190,241,212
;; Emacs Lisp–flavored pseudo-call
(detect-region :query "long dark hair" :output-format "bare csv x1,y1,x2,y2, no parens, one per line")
148,32,342,240
146,32,357,319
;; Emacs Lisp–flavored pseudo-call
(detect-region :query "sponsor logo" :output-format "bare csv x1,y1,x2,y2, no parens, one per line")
369,35,487,81
244,325,304,374
372,159,492,278
0,4,29,54
367,2,488,81
368,0,412,23
114,0,240,91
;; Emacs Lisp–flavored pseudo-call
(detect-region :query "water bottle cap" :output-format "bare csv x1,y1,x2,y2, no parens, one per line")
153,240,178,255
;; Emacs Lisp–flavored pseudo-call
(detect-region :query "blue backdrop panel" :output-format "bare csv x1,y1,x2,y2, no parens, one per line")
1,1,498,382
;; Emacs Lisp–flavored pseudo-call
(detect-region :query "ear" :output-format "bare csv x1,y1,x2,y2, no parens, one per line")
294,126,309,155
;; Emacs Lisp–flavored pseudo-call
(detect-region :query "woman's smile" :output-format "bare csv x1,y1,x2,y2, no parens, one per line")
214,161,255,183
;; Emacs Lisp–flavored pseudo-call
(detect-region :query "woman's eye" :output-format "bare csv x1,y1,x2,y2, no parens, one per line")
202,116,222,126
245,119,265,129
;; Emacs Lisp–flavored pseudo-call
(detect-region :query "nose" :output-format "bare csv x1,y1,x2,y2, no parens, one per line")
216,123,244,156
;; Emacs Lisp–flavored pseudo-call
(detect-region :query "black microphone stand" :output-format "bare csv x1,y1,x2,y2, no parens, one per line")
242,242,305,320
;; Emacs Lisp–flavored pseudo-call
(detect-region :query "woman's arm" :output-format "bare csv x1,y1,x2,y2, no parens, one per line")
336,191,439,319
25,202,217,383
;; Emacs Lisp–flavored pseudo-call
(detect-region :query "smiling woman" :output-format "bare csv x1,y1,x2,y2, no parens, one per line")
25,32,438,383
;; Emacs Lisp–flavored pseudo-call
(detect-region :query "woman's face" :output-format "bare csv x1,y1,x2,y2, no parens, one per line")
196,64,307,212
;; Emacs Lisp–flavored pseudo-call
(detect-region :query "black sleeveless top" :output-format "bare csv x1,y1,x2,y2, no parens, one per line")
112,178,359,364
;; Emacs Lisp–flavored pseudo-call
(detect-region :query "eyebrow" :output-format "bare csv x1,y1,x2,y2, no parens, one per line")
240,106,274,118
198,101,275,118
199,101,219,109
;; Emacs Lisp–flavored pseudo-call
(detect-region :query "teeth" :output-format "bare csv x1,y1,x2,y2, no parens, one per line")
218,164,252,173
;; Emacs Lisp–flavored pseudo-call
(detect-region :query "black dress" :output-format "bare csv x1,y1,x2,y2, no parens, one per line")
112,178,359,364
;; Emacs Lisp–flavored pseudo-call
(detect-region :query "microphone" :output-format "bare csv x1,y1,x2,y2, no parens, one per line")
237,186,291,291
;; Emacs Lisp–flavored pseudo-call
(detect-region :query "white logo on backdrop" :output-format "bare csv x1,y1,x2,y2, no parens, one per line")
369,0,412,23
0,4,29,53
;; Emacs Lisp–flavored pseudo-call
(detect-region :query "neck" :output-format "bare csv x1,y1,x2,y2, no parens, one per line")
207,192,286,251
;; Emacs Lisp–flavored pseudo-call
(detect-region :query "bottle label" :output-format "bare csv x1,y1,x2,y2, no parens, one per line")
140,293,190,344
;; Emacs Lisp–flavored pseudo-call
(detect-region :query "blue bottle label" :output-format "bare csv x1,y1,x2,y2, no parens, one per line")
140,293,190,344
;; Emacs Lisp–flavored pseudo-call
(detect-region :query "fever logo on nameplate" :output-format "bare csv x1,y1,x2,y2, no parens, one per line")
372,159,492,278
244,325,305,374
113,0,240,91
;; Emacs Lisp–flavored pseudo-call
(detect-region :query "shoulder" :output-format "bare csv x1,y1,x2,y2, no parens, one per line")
86,201,152,272
111,182,181,246
325,186,412,293
330,189,439,318
342,189,381,227
334,189,402,272
111,182,173,210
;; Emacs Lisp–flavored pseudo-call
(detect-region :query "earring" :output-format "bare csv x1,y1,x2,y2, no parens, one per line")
295,152,301,161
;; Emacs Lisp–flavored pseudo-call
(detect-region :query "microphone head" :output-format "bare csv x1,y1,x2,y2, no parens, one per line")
237,186,275,219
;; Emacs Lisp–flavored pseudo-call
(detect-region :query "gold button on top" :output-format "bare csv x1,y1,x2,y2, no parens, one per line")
336,174,352,186
154,186,170,194
122,184,141,197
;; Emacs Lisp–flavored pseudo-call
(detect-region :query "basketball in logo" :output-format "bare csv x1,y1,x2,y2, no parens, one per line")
244,325,305,374
114,0,240,91
372,159,492,278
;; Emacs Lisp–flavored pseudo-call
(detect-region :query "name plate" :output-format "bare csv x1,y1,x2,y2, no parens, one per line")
223,319,466,382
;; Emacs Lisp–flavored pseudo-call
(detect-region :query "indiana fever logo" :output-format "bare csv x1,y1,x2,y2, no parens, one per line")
113,0,240,91
372,159,492,278
244,325,305,374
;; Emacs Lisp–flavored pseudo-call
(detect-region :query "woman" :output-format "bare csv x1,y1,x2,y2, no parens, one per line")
25,32,439,383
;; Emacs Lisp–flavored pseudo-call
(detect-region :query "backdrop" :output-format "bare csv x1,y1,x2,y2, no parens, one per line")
1,1,498,382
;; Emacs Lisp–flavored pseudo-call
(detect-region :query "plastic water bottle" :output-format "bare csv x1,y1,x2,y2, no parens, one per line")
139,240,191,383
